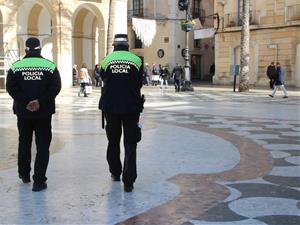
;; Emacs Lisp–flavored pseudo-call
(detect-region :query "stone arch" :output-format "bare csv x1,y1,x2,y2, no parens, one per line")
72,3,106,73
41,37,53,61
17,0,57,62
27,4,43,36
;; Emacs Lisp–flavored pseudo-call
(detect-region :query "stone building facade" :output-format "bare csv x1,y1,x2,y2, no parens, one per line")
214,0,300,87
0,0,216,88
2,0,297,88
127,0,215,82
0,0,128,88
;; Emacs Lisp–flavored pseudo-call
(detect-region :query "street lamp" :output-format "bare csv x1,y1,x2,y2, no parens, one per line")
178,0,194,91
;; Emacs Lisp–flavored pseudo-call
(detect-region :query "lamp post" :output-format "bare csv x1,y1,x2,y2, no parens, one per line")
178,0,194,91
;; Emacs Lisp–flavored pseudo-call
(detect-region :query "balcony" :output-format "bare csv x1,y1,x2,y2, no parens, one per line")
128,9,145,20
286,4,300,22
223,11,260,28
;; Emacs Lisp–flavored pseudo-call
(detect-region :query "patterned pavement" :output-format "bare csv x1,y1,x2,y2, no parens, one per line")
0,85,299,225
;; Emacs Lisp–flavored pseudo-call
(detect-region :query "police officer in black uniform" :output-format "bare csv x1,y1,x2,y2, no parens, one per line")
99,34,144,192
6,37,61,192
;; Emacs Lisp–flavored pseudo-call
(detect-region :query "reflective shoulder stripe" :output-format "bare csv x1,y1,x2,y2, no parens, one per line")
10,57,56,73
101,51,142,71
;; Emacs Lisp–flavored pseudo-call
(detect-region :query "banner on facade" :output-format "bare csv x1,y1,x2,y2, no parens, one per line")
132,17,156,47
194,28,215,40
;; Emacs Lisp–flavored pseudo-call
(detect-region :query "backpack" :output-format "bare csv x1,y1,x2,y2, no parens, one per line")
79,70,84,79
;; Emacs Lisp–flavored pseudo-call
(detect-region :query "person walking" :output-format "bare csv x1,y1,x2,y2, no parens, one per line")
6,37,61,192
78,63,90,97
98,34,144,192
159,66,170,89
269,62,288,98
72,64,78,86
266,62,277,90
93,64,101,87
143,63,151,86
152,63,160,75
172,63,184,92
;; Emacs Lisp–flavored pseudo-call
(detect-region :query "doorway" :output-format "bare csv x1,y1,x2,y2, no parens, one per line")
191,55,201,80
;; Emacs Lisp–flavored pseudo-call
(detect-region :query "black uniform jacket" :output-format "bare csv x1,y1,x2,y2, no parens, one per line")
6,53,61,118
99,50,143,114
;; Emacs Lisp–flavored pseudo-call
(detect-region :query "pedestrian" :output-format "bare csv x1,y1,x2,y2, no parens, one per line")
78,63,90,97
269,62,288,98
266,62,277,90
209,64,215,77
72,64,78,86
143,63,151,86
152,63,160,75
172,63,184,92
93,64,101,87
159,66,170,89
98,34,144,192
6,37,61,192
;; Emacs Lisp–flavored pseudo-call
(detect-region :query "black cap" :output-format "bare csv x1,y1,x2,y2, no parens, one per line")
113,34,129,47
25,37,41,51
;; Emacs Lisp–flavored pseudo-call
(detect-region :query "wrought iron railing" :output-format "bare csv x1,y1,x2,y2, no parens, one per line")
128,9,145,20
0,42,19,90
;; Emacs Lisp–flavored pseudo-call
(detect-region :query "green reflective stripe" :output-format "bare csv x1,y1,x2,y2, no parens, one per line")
11,58,56,73
101,51,142,71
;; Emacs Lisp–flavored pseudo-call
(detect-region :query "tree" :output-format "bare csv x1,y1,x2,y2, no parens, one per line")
238,0,250,92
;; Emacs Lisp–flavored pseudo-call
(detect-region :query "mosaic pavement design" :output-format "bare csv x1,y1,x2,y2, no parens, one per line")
0,86,299,224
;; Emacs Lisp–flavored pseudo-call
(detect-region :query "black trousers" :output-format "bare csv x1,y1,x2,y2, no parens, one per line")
17,116,52,183
104,112,141,185
174,79,181,92
269,78,275,89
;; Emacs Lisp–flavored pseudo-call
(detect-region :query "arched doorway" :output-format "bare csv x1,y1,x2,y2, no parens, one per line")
17,1,55,60
72,4,105,80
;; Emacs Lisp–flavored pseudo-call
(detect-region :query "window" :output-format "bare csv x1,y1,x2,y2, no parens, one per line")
133,32,142,49
192,0,205,24
132,0,143,16
194,40,201,48
192,0,201,18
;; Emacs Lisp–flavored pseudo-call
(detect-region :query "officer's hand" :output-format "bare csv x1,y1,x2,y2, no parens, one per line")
26,100,40,112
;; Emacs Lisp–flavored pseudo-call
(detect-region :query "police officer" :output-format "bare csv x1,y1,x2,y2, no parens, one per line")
6,37,61,192
99,34,144,192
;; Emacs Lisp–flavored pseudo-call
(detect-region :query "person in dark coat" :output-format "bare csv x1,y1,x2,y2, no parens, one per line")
98,34,144,192
159,66,170,89
6,37,61,192
266,62,277,90
93,64,101,87
269,62,288,98
172,63,184,92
